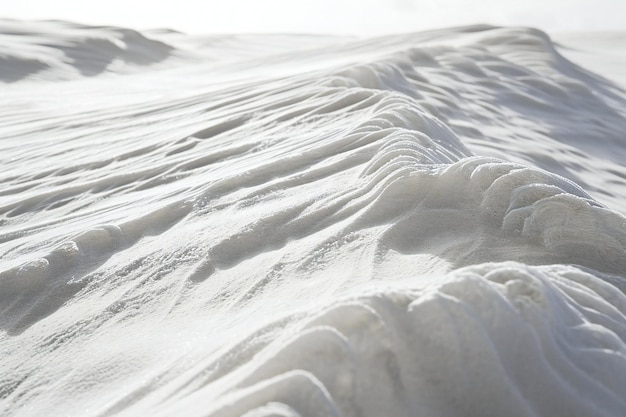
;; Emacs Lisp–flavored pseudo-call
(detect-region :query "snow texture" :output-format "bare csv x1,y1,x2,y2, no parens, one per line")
1,20,626,417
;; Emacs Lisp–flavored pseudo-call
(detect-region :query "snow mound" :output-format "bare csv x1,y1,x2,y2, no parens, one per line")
0,19,175,82
200,263,626,417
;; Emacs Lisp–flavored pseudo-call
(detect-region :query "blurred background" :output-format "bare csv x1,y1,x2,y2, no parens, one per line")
3,0,626,35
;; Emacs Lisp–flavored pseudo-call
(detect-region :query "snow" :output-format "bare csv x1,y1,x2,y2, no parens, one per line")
1,20,626,417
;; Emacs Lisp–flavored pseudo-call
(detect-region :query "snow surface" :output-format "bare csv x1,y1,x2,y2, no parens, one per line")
1,20,626,417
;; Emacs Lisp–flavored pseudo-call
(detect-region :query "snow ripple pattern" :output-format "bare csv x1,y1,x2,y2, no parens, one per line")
1,21,626,417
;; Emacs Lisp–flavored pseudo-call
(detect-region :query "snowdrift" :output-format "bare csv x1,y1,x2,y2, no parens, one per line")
1,20,626,417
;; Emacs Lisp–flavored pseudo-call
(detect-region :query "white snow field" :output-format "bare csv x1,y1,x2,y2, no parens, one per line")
1,20,626,417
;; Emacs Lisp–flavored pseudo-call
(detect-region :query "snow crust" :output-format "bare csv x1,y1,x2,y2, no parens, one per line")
1,20,626,417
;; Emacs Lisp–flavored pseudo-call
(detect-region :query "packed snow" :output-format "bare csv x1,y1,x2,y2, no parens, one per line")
1,19,626,417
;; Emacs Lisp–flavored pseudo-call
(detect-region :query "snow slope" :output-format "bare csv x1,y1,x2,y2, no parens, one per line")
1,20,626,417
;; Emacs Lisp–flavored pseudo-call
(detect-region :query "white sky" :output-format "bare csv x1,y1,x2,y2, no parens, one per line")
2,0,626,35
